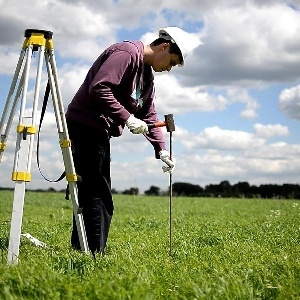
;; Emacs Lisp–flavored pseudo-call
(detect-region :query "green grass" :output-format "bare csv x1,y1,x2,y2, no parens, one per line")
1,190,300,299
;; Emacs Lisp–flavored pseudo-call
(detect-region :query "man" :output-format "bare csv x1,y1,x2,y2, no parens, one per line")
66,26,195,254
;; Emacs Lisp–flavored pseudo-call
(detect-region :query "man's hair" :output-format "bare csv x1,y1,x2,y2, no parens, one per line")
151,38,183,64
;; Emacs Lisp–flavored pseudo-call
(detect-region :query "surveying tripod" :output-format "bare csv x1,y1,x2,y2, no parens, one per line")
0,29,89,264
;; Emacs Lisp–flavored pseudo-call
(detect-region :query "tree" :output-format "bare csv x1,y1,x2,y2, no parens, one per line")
172,182,203,196
145,186,160,196
219,180,232,196
122,187,139,195
232,181,251,197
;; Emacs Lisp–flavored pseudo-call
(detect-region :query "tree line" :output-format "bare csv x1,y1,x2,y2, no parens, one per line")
1,180,300,199
143,181,300,199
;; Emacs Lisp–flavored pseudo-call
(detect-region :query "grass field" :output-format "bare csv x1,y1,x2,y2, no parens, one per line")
0,190,300,299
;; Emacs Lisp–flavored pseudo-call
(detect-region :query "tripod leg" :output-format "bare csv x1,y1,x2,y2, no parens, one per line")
45,49,89,253
7,44,45,264
0,49,27,164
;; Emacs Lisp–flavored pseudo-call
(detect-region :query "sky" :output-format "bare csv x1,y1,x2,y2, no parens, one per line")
0,0,300,194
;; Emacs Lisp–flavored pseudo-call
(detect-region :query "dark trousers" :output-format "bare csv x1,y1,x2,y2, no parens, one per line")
67,120,113,254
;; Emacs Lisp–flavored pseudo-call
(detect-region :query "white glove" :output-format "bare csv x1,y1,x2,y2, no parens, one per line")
125,115,149,134
159,150,176,173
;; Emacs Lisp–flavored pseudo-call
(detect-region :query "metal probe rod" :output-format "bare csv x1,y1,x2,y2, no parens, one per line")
169,131,173,257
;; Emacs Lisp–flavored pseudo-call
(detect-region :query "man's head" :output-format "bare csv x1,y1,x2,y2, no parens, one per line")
149,38,182,72
147,26,198,72
158,27,190,66
151,38,183,65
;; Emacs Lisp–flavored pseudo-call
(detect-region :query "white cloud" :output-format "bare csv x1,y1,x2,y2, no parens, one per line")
226,88,260,119
57,63,90,106
155,74,228,114
253,123,289,138
182,126,265,151
0,47,21,75
186,2,300,86
279,84,300,120
0,0,116,61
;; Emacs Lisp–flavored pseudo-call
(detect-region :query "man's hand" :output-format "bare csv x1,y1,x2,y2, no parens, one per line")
159,150,175,173
125,115,149,134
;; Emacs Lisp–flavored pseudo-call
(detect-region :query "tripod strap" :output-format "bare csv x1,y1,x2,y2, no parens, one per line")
36,80,66,182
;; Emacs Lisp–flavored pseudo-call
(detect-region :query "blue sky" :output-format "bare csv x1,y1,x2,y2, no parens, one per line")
0,0,300,193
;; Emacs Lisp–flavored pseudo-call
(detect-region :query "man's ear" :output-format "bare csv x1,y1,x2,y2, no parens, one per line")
162,43,170,51
157,42,169,52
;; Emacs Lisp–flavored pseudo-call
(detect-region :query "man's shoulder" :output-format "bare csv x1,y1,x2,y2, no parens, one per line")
109,40,143,56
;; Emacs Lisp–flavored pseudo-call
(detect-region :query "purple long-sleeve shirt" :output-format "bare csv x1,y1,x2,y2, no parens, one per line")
66,40,166,158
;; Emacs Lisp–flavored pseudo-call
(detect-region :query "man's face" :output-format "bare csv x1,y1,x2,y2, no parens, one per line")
152,43,181,72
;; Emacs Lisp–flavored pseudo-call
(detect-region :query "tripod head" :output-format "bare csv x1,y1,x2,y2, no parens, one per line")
23,29,54,51
24,29,53,39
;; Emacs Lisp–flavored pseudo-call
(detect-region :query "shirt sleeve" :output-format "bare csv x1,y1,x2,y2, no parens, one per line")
89,50,134,123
